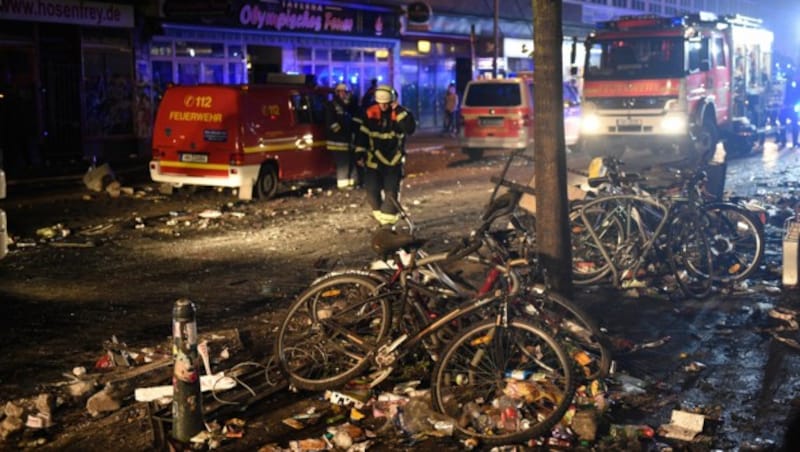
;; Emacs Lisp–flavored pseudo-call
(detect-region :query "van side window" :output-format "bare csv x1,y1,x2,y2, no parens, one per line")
310,94,327,124
291,94,313,124
563,83,580,107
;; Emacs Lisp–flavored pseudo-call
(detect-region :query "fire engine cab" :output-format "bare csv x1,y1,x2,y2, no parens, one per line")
578,12,774,168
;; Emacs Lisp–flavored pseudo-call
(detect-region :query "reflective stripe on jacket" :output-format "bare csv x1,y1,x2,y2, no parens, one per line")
325,98,356,152
355,104,416,168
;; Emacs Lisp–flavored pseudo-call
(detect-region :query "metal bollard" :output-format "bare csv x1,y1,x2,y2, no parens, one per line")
172,298,204,442
784,217,800,286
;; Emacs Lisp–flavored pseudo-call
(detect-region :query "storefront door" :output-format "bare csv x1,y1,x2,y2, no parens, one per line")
0,43,37,173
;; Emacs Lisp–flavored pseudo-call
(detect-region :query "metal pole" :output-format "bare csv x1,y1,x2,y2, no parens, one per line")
493,0,500,78
172,298,204,443
470,24,477,80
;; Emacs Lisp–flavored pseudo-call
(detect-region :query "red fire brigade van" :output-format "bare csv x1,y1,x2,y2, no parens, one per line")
459,77,581,160
149,75,334,200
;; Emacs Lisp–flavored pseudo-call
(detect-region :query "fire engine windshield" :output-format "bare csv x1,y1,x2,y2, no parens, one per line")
584,37,685,80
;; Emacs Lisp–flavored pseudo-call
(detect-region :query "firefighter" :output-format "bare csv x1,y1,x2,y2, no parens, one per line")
779,72,800,148
325,83,359,189
355,85,416,227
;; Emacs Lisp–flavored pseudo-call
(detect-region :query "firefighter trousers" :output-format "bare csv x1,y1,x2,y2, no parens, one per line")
364,164,403,225
333,150,356,188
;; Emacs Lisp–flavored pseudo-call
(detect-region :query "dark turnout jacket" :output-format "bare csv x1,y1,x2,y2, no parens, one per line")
324,97,357,152
355,104,416,168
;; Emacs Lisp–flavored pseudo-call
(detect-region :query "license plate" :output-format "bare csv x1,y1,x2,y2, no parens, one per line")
479,117,504,127
616,118,642,126
180,153,208,163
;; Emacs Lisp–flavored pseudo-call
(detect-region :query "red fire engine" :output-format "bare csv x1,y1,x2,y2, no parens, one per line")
578,12,775,169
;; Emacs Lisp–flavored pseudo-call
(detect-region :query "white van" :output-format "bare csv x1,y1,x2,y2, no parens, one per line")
459,77,581,160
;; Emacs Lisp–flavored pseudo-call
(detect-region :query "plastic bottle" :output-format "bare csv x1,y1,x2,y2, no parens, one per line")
495,396,519,432
609,423,655,439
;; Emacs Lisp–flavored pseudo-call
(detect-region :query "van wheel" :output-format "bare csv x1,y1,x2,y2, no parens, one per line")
256,163,279,200
464,148,484,160
694,115,718,163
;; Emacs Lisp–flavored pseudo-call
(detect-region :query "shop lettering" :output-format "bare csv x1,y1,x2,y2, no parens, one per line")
239,3,323,31
168,111,223,123
0,0,130,27
323,12,353,32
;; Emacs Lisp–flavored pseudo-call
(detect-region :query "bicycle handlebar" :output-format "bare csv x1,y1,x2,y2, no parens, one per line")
489,176,536,196
445,236,483,261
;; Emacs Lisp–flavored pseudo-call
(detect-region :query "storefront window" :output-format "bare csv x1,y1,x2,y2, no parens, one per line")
152,61,173,98
331,65,346,86
176,41,225,58
297,47,312,60
228,62,246,84
229,45,244,59
299,64,313,76
151,41,173,57
332,49,360,62
178,62,200,84
204,63,224,84
83,49,133,137
314,48,329,61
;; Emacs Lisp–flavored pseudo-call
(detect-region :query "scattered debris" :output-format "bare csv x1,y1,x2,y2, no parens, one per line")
659,409,705,441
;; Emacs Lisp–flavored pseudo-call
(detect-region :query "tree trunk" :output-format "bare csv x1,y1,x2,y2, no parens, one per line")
532,0,573,297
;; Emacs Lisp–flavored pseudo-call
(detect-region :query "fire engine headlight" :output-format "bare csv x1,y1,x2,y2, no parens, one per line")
580,113,602,135
661,114,687,134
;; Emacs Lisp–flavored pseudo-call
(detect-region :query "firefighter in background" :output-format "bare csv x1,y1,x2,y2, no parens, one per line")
779,71,800,148
325,83,359,189
355,85,416,226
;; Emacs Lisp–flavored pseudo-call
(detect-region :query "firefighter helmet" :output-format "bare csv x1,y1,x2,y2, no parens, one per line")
375,85,396,104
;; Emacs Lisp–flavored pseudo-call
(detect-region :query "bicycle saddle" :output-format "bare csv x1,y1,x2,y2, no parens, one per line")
371,228,427,257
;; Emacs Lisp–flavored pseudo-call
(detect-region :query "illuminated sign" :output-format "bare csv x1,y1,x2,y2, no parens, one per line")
0,0,133,28
504,37,534,58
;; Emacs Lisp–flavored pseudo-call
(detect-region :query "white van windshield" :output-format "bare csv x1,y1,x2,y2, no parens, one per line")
464,83,522,107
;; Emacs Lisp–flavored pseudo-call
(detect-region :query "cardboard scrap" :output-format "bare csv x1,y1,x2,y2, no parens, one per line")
659,409,705,441
134,373,236,402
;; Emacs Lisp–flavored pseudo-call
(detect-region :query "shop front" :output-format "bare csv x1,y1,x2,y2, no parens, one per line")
147,1,401,109
0,0,135,175
398,37,471,131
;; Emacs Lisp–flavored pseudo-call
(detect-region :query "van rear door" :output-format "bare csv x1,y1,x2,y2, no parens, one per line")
152,85,240,179
461,81,531,143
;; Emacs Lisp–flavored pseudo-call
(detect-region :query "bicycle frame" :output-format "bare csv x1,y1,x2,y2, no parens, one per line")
578,194,672,286
358,231,523,382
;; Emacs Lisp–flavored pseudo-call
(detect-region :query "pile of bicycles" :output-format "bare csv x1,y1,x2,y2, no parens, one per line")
271,150,764,446
273,155,612,446
567,157,765,298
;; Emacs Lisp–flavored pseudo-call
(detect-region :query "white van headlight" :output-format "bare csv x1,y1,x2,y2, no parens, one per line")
661,114,688,134
580,113,602,135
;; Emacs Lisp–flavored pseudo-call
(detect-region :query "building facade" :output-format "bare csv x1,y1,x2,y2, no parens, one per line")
0,1,136,175
0,0,784,177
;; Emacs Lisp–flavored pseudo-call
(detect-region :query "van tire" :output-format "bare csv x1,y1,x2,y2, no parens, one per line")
256,163,279,200
464,148,484,160
694,114,718,163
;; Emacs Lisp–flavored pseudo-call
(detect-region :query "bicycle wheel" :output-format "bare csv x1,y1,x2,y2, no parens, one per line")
431,318,575,446
703,203,764,283
668,210,715,299
571,203,622,285
515,288,612,381
274,274,392,390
